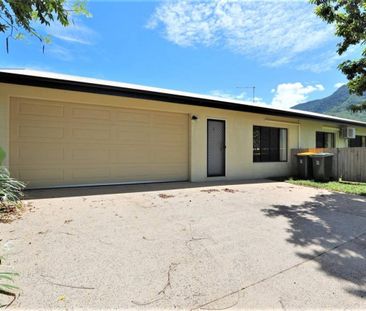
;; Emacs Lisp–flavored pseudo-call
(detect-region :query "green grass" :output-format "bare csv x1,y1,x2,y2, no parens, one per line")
286,178,366,196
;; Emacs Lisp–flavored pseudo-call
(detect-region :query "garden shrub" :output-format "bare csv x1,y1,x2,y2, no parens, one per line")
0,167,25,205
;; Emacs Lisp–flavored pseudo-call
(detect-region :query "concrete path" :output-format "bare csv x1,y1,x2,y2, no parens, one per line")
1,180,366,309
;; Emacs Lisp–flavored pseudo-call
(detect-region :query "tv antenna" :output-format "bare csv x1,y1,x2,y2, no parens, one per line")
236,86,256,103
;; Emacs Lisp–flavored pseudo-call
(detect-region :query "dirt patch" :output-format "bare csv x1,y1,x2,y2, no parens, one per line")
158,194,175,199
0,202,25,223
200,189,220,193
222,188,238,193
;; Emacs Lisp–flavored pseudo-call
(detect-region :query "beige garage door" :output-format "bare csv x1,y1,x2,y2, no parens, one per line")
10,97,189,188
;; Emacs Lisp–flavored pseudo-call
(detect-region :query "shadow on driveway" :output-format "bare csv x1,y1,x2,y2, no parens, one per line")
262,192,366,298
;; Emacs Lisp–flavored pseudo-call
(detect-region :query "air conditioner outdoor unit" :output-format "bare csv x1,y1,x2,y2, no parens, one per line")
341,127,356,139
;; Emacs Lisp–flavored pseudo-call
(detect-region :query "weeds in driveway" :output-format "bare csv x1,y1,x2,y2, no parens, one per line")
0,167,25,203
0,167,26,223
286,178,366,196
0,257,19,308
0,168,23,306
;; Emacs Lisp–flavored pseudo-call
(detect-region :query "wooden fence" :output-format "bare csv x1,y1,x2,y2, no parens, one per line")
291,147,366,182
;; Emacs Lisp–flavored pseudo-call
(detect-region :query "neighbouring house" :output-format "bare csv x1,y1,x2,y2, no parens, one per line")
0,69,366,189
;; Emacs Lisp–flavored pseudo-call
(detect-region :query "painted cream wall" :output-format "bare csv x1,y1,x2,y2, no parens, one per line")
0,90,9,167
299,119,366,148
1,82,364,184
299,119,342,148
354,126,366,137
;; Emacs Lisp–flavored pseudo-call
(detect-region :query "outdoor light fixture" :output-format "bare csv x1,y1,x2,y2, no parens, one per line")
191,115,198,120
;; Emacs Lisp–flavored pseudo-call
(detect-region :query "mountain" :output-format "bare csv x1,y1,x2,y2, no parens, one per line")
292,85,366,122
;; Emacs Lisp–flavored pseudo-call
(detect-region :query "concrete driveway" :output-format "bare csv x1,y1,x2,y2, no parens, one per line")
2,180,366,309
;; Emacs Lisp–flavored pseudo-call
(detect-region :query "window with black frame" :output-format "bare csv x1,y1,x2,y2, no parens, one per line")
349,135,366,147
316,132,335,148
253,126,288,162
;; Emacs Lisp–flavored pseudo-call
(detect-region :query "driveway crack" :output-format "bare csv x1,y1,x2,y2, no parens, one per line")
185,224,214,250
192,230,366,310
131,262,180,306
40,274,95,290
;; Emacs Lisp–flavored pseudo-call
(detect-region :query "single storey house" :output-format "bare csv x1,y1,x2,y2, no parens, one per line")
1,69,366,189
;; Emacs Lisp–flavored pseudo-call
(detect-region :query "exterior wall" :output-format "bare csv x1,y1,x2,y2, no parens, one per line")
353,126,366,139
299,119,366,149
0,90,9,167
299,119,343,148
1,82,365,184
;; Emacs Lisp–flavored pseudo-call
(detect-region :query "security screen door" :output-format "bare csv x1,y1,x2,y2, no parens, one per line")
207,119,226,177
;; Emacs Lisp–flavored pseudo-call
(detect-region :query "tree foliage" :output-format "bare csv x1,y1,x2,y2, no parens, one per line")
310,0,366,112
0,0,90,52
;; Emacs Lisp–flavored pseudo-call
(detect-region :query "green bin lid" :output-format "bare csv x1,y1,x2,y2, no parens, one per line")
309,153,334,158
296,152,317,156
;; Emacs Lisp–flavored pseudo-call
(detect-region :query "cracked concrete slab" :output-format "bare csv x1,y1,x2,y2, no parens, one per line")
1,180,366,309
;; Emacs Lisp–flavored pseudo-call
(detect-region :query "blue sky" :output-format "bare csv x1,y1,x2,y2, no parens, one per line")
0,0,357,109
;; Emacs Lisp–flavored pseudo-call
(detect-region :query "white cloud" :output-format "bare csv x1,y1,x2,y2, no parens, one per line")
47,20,97,45
31,19,98,61
148,0,334,66
210,89,247,100
334,82,346,89
46,44,74,61
296,51,344,73
271,82,324,109
210,89,267,105
210,82,324,109
296,45,362,73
